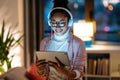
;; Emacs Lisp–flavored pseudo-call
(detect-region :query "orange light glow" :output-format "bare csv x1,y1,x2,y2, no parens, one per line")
108,5,113,11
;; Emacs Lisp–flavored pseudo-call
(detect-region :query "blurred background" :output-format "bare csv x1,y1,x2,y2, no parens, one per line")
43,0,120,42
0,0,120,70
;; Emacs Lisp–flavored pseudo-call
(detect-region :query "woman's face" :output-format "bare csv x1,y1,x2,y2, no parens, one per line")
50,12,69,36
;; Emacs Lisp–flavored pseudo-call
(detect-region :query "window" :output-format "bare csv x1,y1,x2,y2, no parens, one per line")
94,0,120,42
43,0,120,43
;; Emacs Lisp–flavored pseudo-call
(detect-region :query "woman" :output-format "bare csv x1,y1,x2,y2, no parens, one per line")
35,0,86,80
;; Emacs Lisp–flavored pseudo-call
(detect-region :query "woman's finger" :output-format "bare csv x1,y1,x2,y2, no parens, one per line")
48,60,57,65
36,59,46,64
36,59,47,66
36,61,47,66
37,69,46,76
48,61,58,69
37,63,47,69
55,57,65,67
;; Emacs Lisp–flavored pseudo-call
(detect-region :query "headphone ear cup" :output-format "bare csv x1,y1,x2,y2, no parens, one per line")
48,19,51,26
68,19,73,27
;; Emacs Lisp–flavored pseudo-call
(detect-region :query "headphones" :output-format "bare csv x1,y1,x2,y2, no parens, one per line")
48,7,73,27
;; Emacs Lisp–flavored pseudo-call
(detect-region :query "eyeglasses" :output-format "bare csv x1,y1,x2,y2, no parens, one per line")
50,21,66,27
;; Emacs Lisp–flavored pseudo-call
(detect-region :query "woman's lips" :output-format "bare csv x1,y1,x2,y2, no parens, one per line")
55,29,63,33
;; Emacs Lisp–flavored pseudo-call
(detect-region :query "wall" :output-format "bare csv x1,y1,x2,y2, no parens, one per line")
0,0,24,68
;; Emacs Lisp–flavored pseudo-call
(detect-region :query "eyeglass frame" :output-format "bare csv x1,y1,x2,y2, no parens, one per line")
50,21,66,27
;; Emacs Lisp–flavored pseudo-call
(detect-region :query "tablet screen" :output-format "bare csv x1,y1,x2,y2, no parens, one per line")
36,51,70,66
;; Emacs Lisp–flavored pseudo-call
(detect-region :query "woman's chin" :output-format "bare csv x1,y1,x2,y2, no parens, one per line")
55,32,63,36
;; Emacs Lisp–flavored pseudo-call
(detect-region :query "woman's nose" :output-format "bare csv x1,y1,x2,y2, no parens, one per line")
56,25,61,28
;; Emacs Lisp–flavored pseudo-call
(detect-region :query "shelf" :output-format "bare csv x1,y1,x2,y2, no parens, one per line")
84,44,120,80
86,45,120,53
111,77,120,80
84,74,110,78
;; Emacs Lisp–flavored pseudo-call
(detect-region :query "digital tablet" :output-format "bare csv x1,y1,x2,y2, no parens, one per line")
36,51,70,66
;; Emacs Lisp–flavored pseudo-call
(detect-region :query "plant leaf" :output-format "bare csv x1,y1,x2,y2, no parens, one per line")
1,20,5,43
5,27,11,43
11,35,23,47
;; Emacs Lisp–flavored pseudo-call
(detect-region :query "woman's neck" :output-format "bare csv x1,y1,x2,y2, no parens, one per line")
53,28,70,41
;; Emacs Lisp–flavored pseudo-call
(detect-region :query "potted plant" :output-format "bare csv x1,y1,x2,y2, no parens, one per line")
0,20,23,74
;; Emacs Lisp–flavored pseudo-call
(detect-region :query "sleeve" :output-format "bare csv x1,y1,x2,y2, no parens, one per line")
73,38,87,79
73,70,80,79
40,38,46,51
26,64,46,80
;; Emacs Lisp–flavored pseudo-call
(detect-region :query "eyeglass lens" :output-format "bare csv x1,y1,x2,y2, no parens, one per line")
50,21,66,27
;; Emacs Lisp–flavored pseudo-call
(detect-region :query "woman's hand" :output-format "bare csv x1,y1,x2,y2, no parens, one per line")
48,57,76,79
48,57,69,77
36,59,48,76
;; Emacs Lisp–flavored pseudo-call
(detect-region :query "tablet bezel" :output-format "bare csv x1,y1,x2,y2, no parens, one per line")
36,51,70,66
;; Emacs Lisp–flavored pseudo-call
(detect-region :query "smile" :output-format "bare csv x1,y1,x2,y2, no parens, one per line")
55,29,63,33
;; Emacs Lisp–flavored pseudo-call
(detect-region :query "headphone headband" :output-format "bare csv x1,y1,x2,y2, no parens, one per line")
48,7,73,27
